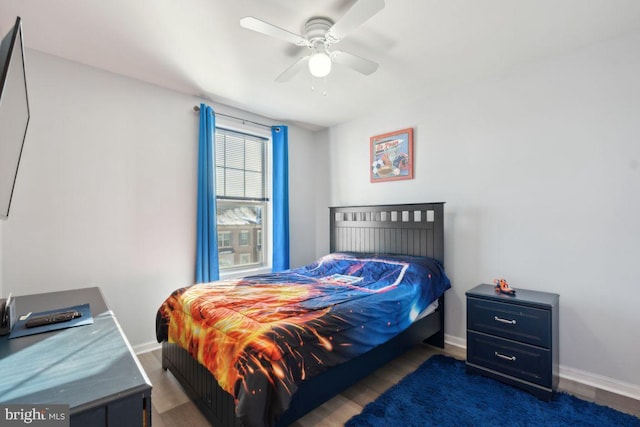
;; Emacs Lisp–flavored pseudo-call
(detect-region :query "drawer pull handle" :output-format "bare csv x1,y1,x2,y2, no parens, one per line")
495,352,516,362
494,316,516,325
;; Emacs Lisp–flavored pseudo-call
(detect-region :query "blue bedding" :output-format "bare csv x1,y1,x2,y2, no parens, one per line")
156,252,451,426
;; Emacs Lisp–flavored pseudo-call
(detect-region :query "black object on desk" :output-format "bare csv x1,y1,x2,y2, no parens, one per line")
9,303,93,339
0,287,152,426
26,309,82,328
0,295,16,335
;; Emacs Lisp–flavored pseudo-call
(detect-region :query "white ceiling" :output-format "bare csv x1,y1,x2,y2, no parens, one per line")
2,0,640,130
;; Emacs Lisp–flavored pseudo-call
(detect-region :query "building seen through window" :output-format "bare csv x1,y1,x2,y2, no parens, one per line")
217,203,264,269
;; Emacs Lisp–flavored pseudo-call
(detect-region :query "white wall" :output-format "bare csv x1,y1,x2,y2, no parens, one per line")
1,50,319,348
323,31,640,393
313,128,331,258
288,125,326,267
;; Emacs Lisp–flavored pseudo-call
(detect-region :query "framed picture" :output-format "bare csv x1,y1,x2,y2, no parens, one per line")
370,128,414,182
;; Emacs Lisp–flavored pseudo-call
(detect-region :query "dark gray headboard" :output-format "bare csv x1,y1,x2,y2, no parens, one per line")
329,202,445,263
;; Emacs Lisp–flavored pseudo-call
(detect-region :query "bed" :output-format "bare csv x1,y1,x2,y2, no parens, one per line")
156,202,449,426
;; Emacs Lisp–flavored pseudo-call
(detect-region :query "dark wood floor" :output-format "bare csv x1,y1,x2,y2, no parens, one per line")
137,344,639,426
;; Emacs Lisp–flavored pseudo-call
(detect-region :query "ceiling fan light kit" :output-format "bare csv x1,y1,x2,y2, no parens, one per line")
239,0,385,86
308,51,332,78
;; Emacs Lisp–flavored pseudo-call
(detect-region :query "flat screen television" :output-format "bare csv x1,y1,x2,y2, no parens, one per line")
0,16,30,220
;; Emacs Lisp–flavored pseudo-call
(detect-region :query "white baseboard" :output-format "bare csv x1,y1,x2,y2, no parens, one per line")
443,336,640,402
444,333,466,350
134,341,161,355
560,365,640,401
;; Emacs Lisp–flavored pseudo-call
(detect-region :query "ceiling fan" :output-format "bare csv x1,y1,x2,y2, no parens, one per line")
240,0,385,82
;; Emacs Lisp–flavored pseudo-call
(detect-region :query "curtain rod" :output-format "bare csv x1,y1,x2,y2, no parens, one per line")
193,105,273,130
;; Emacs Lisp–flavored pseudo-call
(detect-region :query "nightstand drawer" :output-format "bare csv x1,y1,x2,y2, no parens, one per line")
467,331,552,388
467,297,551,347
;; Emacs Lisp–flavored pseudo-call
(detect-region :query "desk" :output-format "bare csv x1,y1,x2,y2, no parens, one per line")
0,287,152,426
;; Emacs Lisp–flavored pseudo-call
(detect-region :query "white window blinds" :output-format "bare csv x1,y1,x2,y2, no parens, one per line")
215,128,268,201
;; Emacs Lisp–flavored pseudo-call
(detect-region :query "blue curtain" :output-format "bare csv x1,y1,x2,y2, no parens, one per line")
195,103,219,283
272,125,290,271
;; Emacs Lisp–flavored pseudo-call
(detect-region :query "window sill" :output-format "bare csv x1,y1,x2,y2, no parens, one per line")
220,266,272,280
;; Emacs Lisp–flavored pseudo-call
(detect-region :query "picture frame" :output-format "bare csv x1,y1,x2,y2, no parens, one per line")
370,128,414,182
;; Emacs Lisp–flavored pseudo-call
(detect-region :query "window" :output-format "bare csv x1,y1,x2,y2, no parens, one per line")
239,230,250,246
215,127,269,271
218,231,232,248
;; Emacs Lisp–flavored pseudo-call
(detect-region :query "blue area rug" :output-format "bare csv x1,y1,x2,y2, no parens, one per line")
346,354,640,427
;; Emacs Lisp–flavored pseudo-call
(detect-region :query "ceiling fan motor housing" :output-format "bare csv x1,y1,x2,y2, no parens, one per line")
303,17,334,47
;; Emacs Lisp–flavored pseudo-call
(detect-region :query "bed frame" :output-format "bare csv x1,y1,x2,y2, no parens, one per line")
162,202,447,426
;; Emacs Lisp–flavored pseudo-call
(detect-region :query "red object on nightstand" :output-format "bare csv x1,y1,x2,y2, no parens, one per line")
494,278,516,295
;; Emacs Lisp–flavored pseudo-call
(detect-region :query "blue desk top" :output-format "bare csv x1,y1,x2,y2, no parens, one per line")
0,287,151,414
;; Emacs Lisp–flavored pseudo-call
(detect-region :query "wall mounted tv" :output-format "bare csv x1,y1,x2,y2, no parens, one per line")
0,16,30,220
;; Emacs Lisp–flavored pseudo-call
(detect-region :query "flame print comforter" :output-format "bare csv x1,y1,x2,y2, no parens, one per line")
156,252,451,427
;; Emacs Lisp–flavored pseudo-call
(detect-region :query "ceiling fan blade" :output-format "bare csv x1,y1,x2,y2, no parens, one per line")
240,17,309,46
326,0,385,42
275,56,310,82
332,50,378,75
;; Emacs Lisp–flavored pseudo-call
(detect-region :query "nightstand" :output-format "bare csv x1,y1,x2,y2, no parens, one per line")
465,284,559,400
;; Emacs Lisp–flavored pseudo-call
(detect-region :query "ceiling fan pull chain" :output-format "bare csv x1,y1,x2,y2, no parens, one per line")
309,75,329,96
